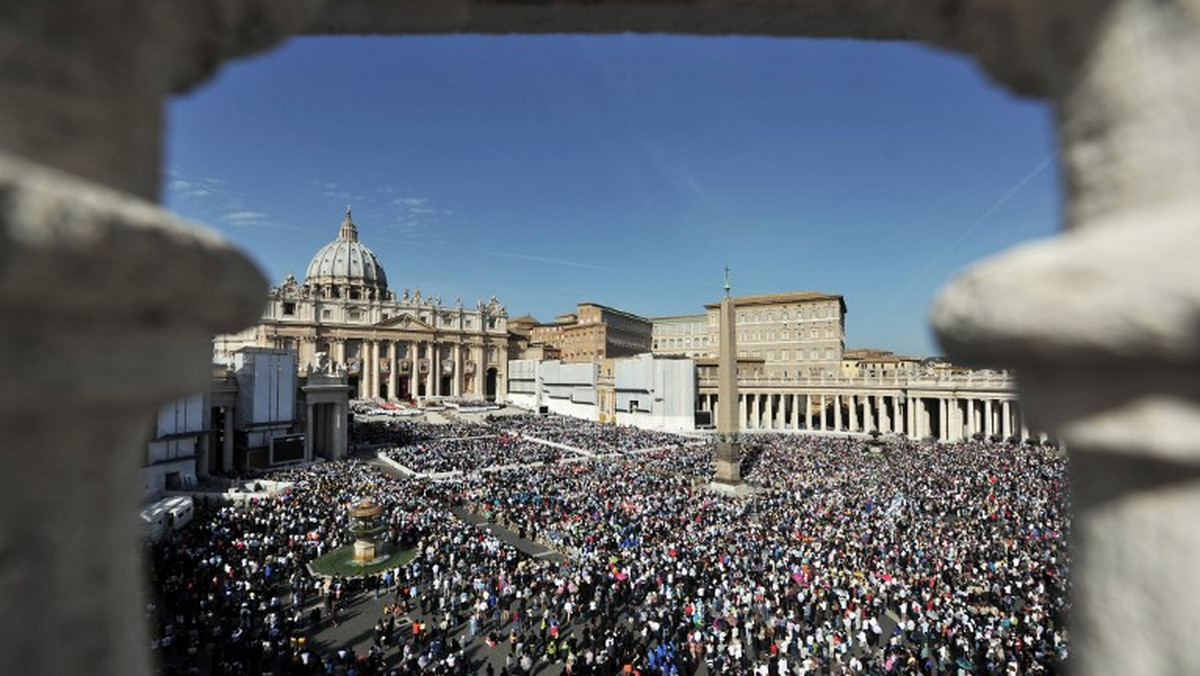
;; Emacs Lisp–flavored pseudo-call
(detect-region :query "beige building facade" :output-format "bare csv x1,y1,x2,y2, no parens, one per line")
651,314,710,357
218,209,511,401
529,302,652,362
653,290,847,379
841,348,923,378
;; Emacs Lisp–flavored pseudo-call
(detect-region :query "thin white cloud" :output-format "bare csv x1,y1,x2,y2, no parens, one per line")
392,197,428,208
224,210,269,225
491,251,620,273
312,179,366,206
167,176,225,200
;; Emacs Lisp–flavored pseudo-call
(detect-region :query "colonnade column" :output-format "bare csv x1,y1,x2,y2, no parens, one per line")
790,394,800,429
847,394,858,432
864,395,875,433
804,394,811,430
739,394,749,429
939,398,949,441
833,394,842,431
983,399,993,437
1001,400,1012,439
817,394,825,431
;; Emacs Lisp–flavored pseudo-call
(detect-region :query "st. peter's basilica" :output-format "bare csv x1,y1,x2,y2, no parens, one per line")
216,209,510,401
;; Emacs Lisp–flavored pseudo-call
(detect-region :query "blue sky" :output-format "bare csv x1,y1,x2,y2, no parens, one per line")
164,34,1059,358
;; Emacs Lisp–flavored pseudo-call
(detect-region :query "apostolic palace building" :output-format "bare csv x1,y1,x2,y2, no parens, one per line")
217,209,511,402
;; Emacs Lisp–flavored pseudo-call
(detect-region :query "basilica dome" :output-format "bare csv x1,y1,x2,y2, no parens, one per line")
305,209,389,297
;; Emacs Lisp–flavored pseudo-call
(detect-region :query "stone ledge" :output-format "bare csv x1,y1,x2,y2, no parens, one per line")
930,199,1200,367
0,152,266,330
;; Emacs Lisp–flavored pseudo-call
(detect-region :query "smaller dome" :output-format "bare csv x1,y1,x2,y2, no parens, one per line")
304,208,389,293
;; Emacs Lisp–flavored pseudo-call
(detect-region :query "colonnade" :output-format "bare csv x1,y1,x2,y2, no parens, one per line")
318,337,491,400
698,390,1034,442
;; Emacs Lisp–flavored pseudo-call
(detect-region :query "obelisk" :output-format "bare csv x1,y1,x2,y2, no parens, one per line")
714,267,742,485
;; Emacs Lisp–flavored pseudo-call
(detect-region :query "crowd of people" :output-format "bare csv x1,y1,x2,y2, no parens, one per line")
386,434,576,475
492,414,698,456
351,419,492,448
149,418,1070,675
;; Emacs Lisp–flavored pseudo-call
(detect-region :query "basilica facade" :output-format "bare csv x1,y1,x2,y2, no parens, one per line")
219,209,511,401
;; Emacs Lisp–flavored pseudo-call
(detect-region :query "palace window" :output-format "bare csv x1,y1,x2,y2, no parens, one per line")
321,309,332,319
282,302,296,316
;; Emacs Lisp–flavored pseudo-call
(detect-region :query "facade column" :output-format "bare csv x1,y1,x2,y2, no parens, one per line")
411,341,421,397
430,344,439,397
847,394,858,432
739,394,748,429
804,393,811,430
817,394,825,431
369,340,379,399
365,340,376,399
452,343,461,396
864,395,875,433
472,345,484,397
370,340,379,399
790,394,800,429
1001,400,1012,439
333,339,346,369
426,342,436,397
360,341,370,399
387,341,398,399
775,394,784,429
833,394,842,431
